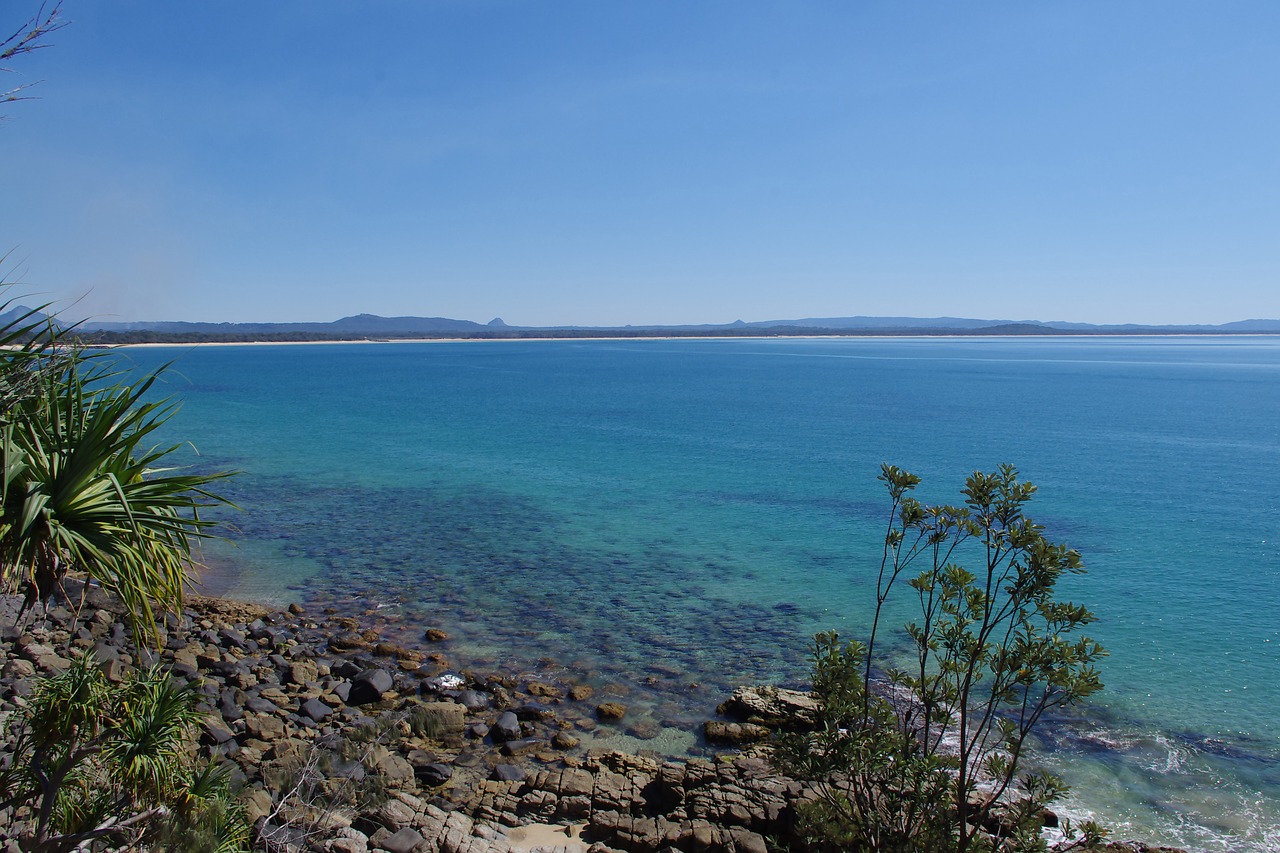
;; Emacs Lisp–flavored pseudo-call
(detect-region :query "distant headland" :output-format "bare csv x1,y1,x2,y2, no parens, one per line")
10,307,1280,344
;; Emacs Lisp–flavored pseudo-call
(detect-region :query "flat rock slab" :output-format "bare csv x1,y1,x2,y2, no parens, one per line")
380,827,425,853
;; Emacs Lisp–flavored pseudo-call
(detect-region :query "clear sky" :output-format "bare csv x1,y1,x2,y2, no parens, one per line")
2,1,1277,326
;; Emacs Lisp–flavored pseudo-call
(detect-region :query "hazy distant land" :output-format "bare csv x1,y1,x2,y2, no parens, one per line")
11,307,1280,344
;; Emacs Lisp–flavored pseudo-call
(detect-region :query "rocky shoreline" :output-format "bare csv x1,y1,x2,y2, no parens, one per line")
1,583,1186,853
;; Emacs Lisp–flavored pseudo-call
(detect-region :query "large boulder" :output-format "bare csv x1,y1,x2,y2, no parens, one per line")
348,668,394,706
719,686,821,730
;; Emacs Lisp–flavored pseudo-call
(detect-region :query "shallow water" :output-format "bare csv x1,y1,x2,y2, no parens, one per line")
121,337,1280,851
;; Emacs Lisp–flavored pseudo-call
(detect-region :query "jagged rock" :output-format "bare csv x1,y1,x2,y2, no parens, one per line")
289,659,319,685
719,685,821,730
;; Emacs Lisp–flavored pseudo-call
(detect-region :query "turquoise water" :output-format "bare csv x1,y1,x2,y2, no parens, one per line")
121,337,1280,851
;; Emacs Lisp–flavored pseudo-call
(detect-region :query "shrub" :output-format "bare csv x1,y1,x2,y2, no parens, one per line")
775,464,1108,853
0,653,249,852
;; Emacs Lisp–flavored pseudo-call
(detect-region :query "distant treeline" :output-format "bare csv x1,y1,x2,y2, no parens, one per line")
62,323,1239,345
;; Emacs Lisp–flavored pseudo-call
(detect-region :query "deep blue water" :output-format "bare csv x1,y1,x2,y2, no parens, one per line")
120,337,1280,851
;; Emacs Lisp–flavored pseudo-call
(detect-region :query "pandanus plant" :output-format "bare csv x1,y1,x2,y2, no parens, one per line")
0,288,234,640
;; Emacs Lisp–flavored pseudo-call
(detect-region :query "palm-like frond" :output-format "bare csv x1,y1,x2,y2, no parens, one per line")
103,669,202,802
0,342,234,638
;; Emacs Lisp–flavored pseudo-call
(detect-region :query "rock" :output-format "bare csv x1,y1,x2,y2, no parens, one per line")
201,719,238,746
568,685,595,701
218,626,250,650
100,657,129,683
367,746,415,785
492,764,527,782
408,700,466,736
327,828,370,853
414,762,453,786
288,602,306,615
626,720,661,740
526,680,561,697
492,711,522,742
500,738,543,756
240,787,274,825
301,697,333,722
328,632,368,652
288,659,319,686
245,714,285,742
703,720,773,745
457,689,491,711
380,828,424,853
1,659,35,679
424,628,449,642
720,685,821,730
595,702,627,721
348,668,393,705
515,701,556,721
374,642,422,663
331,660,363,679
552,732,581,750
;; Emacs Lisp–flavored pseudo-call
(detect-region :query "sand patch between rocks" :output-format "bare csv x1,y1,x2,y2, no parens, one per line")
504,822,588,852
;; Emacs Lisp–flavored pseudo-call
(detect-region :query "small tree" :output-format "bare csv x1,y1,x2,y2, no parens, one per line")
777,464,1107,852
0,653,250,852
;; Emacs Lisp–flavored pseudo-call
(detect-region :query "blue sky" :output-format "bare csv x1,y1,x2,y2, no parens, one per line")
2,1,1277,326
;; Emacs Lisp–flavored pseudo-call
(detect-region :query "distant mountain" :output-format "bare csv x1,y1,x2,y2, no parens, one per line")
1216,319,1280,332
55,312,1280,340
746,315,1028,330
0,304,55,328
79,313,485,335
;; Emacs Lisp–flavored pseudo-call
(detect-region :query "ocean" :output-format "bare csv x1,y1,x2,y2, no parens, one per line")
118,336,1280,851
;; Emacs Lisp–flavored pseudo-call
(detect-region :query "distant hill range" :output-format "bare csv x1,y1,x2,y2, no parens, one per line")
5,307,1280,342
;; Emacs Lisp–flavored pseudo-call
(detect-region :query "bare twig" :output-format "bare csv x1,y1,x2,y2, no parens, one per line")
1,1,67,106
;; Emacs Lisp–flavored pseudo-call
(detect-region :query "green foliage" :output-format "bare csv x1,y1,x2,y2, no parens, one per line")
775,465,1108,853
0,653,249,852
0,285,234,641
